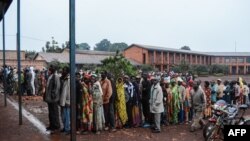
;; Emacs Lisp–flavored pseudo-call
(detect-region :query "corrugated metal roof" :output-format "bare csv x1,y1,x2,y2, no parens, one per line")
205,52,250,57
35,51,141,65
63,48,116,55
128,44,210,55
126,44,250,57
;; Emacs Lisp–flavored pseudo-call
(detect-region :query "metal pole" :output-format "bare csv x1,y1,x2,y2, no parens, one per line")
69,0,76,140
2,7,7,107
17,0,22,125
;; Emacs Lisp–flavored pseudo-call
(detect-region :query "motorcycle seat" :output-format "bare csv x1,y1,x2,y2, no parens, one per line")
239,104,248,110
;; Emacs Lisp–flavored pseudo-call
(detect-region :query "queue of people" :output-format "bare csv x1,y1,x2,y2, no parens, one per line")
2,64,250,135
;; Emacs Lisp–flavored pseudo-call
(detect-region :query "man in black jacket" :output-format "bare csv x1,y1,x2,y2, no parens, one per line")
44,65,61,133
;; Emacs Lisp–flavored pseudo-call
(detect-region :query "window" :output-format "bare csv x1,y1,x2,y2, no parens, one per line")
143,53,146,64
224,57,230,63
231,57,236,63
237,58,244,63
247,57,250,63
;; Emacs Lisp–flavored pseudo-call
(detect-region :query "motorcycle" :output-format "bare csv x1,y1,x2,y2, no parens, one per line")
205,104,250,141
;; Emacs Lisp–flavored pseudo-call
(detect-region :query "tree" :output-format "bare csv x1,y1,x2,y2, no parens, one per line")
100,51,137,79
140,64,155,72
42,37,63,53
48,59,69,72
25,50,36,60
180,46,191,50
76,43,90,50
109,42,128,52
94,39,111,51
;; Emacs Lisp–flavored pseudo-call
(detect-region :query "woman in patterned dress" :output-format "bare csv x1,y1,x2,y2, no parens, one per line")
204,81,212,118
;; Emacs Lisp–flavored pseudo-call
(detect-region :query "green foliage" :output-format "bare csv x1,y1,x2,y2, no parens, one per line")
94,39,111,51
171,61,190,73
76,43,90,50
109,42,128,52
170,63,229,76
209,64,228,75
94,39,128,52
25,50,36,59
180,46,191,50
48,59,69,72
100,51,137,79
42,37,63,53
140,64,155,72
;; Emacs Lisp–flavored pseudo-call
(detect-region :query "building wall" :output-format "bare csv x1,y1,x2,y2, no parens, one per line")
123,45,145,64
0,59,46,70
0,50,25,60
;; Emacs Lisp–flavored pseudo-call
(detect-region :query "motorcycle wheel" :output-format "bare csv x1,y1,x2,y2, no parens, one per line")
206,127,224,141
243,120,250,125
203,122,215,138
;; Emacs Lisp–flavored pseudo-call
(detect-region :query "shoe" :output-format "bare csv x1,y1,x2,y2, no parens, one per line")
96,131,101,135
60,129,65,133
81,131,88,135
110,128,117,132
65,131,70,135
143,123,151,128
104,127,109,131
46,127,52,131
152,129,161,133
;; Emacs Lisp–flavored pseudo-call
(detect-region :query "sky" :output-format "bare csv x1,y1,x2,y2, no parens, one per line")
0,0,250,52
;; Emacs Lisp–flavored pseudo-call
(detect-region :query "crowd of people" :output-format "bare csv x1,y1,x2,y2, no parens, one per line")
1,65,250,135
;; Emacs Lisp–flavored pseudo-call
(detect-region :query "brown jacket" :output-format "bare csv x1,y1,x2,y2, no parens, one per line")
100,78,113,104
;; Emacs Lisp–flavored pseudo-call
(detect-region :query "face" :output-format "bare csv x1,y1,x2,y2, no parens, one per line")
153,79,158,85
118,78,122,83
48,69,52,75
124,77,129,83
101,73,106,79
76,74,81,81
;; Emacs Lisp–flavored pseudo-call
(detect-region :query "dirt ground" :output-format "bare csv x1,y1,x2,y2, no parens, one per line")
1,75,250,141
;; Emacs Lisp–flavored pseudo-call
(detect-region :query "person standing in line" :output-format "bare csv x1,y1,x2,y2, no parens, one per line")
178,80,185,124
59,67,71,135
44,65,61,133
107,73,117,132
242,81,249,105
75,72,83,134
100,71,113,131
124,75,134,128
170,79,180,125
216,79,224,100
91,74,105,135
115,77,128,128
211,80,218,104
141,73,151,128
30,66,36,95
149,76,164,133
204,81,212,118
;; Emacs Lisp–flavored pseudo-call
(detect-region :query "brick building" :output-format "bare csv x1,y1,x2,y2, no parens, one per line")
123,44,250,75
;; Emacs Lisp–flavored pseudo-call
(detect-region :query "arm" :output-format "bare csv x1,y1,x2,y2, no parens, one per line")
107,80,113,99
154,87,163,105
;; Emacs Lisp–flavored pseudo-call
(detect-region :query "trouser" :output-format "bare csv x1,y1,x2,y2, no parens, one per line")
126,101,133,127
103,102,115,128
142,99,150,123
191,110,203,131
48,103,60,130
62,106,70,132
31,81,35,95
189,107,194,122
154,113,161,131
178,103,184,123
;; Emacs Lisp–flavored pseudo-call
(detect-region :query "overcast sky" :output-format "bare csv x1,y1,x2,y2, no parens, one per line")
0,0,250,52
